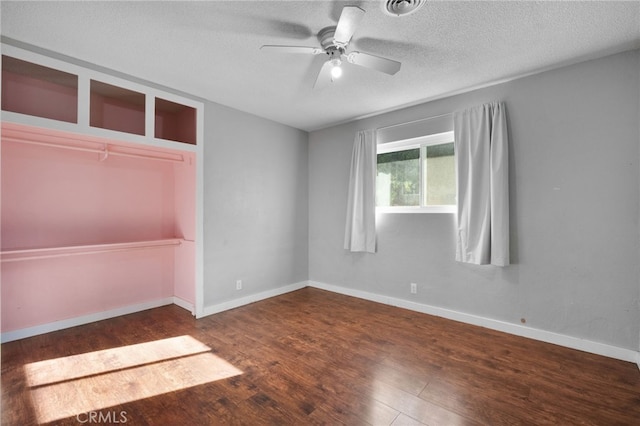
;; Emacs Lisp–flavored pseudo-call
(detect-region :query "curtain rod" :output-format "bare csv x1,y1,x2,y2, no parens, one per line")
376,112,452,132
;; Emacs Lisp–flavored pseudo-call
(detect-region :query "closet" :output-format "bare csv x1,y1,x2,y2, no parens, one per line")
1,45,203,341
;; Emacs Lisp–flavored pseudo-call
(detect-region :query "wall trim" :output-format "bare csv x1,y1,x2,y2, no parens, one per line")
172,296,195,315
1,298,175,343
0,281,307,343
309,281,640,364
4,281,637,366
200,281,309,318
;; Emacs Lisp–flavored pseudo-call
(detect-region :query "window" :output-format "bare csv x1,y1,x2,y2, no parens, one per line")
376,131,456,213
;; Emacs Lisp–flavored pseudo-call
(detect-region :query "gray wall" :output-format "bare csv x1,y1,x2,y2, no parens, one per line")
309,49,640,351
203,103,308,306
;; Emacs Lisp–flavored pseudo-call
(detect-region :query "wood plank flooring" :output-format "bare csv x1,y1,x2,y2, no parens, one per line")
2,287,639,425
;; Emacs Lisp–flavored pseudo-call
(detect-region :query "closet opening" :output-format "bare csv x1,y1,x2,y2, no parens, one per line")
0,123,197,336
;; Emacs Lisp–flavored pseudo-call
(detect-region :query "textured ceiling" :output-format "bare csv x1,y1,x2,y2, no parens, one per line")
2,1,639,131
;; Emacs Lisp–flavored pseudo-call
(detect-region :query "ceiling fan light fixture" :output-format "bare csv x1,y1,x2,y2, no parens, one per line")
383,0,426,17
330,59,343,80
261,5,404,88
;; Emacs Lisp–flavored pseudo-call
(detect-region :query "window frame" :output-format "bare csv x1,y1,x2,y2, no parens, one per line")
376,130,456,214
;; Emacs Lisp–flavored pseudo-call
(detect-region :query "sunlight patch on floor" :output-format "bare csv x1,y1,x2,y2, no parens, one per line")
24,336,242,424
25,335,211,387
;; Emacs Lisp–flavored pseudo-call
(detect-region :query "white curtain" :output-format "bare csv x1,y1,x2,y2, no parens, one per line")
344,129,376,253
453,102,509,266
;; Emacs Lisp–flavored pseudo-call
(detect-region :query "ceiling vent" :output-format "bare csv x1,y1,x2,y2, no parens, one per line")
383,0,426,17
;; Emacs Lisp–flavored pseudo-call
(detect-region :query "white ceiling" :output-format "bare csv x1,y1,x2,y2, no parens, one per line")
2,1,639,132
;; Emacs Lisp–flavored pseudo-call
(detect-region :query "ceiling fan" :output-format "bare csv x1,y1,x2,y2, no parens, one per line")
260,6,401,88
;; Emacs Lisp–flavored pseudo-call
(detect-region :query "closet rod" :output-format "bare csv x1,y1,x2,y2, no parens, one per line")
1,239,183,263
376,112,452,132
3,137,104,155
2,137,185,164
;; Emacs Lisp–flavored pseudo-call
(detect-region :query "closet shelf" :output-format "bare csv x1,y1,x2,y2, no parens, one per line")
0,238,183,263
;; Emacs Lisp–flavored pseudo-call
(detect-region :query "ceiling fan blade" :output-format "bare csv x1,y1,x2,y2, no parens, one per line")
313,60,333,89
334,6,365,46
260,45,324,55
345,51,401,75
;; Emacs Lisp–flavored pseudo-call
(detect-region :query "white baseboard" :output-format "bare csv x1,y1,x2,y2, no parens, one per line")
1,281,306,343
1,298,175,343
172,296,195,315
309,281,640,364
200,281,308,318
4,281,638,367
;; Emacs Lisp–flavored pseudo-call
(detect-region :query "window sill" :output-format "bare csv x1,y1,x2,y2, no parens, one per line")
376,206,456,214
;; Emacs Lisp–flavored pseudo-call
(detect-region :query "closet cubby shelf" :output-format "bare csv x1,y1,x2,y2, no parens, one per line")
0,238,184,263
2,47,202,148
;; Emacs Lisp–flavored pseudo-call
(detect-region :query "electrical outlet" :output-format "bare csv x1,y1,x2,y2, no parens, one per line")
236,279,242,290
410,283,417,294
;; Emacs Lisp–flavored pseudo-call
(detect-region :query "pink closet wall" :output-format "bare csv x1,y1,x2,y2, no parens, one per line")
1,129,195,333
173,158,196,304
155,104,197,145
90,92,145,136
2,71,77,123
2,141,177,248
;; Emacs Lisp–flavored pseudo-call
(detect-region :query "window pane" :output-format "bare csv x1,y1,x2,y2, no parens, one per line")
423,143,456,206
376,148,420,206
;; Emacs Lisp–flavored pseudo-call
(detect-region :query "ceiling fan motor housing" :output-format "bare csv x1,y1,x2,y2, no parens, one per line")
318,26,346,51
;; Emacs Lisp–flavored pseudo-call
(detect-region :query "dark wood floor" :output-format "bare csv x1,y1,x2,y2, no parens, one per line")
2,287,640,425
